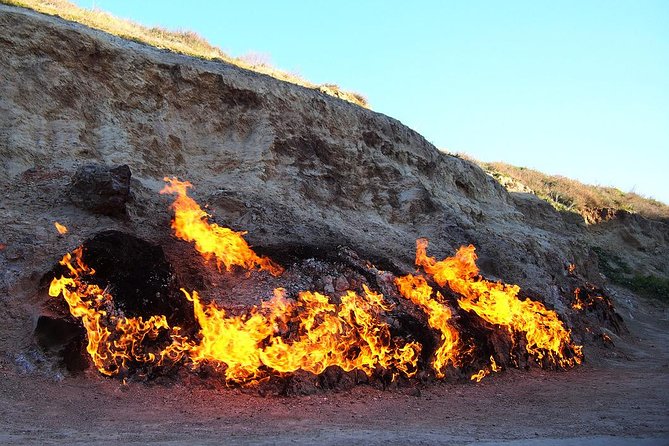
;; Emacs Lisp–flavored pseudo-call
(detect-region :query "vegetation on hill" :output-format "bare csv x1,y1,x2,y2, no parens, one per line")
0,0,368,108
462,156,669,302
592,247,669,304
469,159,669,223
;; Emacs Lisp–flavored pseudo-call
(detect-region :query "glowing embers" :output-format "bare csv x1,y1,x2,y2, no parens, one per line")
572,287,605,311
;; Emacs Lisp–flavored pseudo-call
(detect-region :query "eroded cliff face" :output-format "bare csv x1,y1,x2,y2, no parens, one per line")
0,4,603,356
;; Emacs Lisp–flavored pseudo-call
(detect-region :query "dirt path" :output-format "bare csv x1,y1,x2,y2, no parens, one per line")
1,294,667,445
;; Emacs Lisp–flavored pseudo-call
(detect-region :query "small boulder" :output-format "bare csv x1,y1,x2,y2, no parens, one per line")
68,164,131,216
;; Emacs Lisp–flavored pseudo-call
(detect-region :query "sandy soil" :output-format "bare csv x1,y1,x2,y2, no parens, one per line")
0,291,667,446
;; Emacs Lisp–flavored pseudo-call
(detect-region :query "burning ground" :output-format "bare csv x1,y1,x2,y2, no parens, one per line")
3,172,666,444
43,177,584,389
0,3,668,444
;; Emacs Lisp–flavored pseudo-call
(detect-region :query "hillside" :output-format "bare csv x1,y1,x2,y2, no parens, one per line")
0,0,368,107
461,158,669,302
477,160,669,224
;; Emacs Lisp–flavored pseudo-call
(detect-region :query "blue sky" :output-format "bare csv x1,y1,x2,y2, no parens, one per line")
74,1,669,204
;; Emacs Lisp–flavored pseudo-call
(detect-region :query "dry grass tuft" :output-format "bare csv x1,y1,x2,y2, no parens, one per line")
1,0,369,108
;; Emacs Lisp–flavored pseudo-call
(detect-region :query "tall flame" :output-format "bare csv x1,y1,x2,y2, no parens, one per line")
160,177,283,276
415,239,582,368
394,274,460,377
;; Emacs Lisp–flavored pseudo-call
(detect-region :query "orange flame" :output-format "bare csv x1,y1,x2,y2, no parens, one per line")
415,239,582,368
47,179,584,385
160,177,283,276
470,356,501,382
54,222,68,234
394,274,460,377
183,285,420,382
571,287,604,311
49,246,420,383
48,248,190,376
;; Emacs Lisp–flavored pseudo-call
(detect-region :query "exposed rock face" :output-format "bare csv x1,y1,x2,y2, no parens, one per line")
0,3,649,367
69,164,131,215
0,5,591,294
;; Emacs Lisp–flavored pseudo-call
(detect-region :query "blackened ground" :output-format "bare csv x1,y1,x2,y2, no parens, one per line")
41,230,193,327
79,230,191,325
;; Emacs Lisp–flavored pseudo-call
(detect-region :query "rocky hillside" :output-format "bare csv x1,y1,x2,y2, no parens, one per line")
477,161,669,223
470,159,669,301
0,3,665,368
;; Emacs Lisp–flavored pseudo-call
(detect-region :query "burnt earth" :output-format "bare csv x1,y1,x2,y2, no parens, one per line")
68,164,131,216
77,230,191,325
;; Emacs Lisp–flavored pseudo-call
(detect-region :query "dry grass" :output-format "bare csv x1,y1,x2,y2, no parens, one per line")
453,153,669,222
477,160,669,223
1,0,369,108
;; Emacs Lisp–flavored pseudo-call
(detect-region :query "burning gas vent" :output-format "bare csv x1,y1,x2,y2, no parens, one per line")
44,177,587,389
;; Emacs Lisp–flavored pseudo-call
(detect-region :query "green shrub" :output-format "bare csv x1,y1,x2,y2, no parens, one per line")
627,276,669,303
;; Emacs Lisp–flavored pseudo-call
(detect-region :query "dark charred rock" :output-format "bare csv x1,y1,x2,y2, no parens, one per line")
37,230,194,376
34,315,88,372
44,230,193,328
78,230,192,326
571,283,627,336
68,164,131,216
566,264,627,335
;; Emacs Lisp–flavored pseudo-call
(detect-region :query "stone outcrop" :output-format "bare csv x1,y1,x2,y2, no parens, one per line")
68,164,131,215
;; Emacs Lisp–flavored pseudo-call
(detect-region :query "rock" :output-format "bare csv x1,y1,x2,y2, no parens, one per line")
334,275,349,292
79,230,190,325
4,245,23,261
322,275,335,295
68,164,131,216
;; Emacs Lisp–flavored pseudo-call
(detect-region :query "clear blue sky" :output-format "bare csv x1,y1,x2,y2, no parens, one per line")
74,0,669,204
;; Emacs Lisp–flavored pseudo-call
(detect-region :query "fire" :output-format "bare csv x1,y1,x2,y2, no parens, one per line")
49,247,419,382
470,356,501,382
160,177,283,276
415,239,582,368
54,222,68,234
184,286,419,382
571,287,604,311
394,274,460,377
47,177,584,385
48,247,190,376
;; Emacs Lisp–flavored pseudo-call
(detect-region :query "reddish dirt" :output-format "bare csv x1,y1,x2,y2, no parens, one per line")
0,296,667,445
